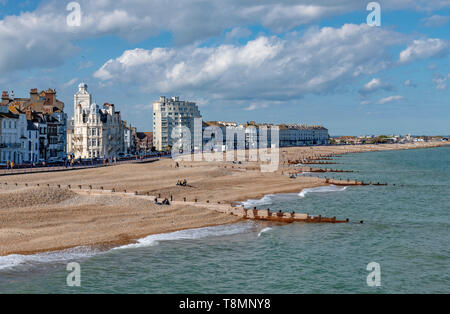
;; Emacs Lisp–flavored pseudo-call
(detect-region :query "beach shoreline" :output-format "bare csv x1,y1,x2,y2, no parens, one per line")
0,142,449,258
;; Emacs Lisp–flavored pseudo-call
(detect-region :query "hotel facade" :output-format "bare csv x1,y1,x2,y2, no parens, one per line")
68,82,126,159
278,124,329,146
153,96,202,151
203,121,329,150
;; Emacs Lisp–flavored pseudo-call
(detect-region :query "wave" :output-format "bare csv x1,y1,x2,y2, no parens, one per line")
0,246,99,271
0,223,256,271
115,222,255,250
241,194,276,207
242,193,304,208
258,227,273,238
299,185,347,198
242,185,348,208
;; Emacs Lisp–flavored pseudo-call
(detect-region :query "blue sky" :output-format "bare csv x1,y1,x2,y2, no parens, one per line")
1,0,449,135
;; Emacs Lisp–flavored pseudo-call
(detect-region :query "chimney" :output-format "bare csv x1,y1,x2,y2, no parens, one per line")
30,88,38,102
1,91,10,105
44,89,56,106
2,91,9,101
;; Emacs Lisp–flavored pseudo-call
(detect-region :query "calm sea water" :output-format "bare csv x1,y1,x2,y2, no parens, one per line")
0,146,449,293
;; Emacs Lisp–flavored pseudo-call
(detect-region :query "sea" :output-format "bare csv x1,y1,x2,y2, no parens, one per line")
0,145,449,293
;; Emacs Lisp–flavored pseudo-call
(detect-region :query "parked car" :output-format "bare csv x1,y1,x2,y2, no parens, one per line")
47,157,64,164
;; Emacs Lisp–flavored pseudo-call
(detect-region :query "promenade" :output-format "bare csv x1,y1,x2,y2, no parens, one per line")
0,156,160,176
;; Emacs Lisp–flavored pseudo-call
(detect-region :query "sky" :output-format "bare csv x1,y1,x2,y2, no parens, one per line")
0,0,449,136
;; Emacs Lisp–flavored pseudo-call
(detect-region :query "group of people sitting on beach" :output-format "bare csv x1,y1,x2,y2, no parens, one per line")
154,198,171,206
176,179,188,187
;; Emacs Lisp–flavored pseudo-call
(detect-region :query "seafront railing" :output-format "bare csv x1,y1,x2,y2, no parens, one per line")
0,156,160,176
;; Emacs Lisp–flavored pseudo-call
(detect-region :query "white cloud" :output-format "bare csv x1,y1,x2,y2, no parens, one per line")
244,103,269,111
95,24,405,102
399,38,450,64
432,73,449,90
0,11,78,72
225,27,252,41
404,80,417,87
62,78,79,88
378,95,404,104
359,78,394,95
421,15,450,27
1,0,450,73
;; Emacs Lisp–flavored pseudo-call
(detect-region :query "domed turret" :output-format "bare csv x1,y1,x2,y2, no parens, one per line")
78,81,88,93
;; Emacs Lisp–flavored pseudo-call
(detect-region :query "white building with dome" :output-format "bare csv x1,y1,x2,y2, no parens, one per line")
68,82,125,159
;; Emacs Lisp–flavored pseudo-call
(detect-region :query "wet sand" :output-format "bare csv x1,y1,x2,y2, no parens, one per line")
0,142,448,256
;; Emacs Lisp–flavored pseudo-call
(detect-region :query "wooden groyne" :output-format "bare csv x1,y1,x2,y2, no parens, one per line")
324,178,388,186
228,207,349,224
289,161,337,165
307,168,353,173
65,187,352,225
1,182,352,225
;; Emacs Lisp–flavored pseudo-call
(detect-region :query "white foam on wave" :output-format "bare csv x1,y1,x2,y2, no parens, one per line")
299,185,347,198
258,227,273,238
0,246,99,271
242,193,306,208
242,185,348,208
0,223,256,271
115,222,256,250
241,194,276,208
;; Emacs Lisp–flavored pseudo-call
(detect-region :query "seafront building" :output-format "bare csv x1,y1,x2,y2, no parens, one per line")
202,121,329,150
26,120,39,163
123,122,136,154
0,89,67,163
68,82,126,160
0,105,27,164
136,132,153,152
278,124,329,146
153,96,202,151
